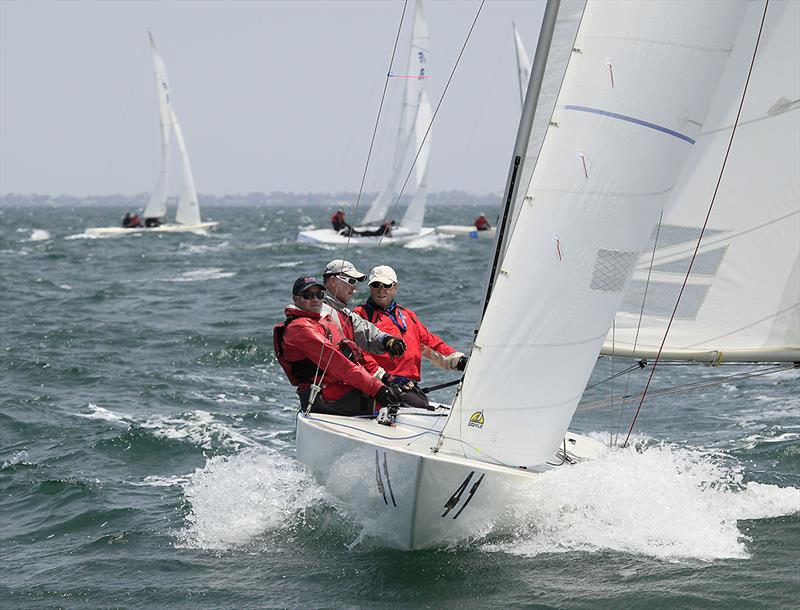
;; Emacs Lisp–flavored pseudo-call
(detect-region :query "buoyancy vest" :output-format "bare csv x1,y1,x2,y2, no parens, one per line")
273,315,363,386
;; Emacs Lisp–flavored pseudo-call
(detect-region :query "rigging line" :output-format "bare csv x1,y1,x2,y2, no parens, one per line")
614,212,663,446
585,361,645,391
345,0,409,250
622,0,771,449
377,0,487,245
579,363,793,412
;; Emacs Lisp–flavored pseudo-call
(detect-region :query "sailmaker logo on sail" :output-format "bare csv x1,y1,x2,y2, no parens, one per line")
468,411,484,429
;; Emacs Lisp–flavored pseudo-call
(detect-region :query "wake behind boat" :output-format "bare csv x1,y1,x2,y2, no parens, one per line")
297,226,435,246
85,33,217,238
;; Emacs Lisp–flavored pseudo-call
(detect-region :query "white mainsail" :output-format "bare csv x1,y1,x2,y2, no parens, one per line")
512,22,532,110
362,0,431,228
399,90,432,233
603,0,800,363
170,107,202,227
142,32,173,221
440,0,749,468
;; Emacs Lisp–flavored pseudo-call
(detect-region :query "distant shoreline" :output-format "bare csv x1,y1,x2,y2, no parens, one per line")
0,191,501,209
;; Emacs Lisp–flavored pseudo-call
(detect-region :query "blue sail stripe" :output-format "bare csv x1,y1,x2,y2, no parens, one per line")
564,105,696,144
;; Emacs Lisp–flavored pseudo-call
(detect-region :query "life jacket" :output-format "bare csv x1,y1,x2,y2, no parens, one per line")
273,315,362,386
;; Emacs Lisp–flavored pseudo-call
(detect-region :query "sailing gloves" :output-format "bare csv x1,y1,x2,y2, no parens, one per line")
382,373,415,391
382,336,407,357
376,385,402,407
456,355,468,371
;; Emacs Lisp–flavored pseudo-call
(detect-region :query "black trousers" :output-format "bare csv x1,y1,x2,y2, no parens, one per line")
298,387,375,416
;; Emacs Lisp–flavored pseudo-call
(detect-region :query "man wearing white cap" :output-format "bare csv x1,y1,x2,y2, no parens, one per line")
354,265,467,388
320,260,407,363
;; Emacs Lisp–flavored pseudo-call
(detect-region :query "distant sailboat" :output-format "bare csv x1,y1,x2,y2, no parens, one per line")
292,0,787,550
85,33,217,237
297,0,434,246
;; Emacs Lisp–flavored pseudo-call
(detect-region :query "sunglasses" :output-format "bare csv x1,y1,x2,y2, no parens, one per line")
335,274,359,286
369,282,395,289
299,291,325,300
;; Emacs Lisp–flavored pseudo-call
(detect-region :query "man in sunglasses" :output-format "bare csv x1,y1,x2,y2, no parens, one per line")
273,276,400,416
354,265,467,407
321,260,407,364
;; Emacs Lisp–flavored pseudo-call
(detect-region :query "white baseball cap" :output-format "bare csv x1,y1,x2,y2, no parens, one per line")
368,265,398,285
322,259,366,280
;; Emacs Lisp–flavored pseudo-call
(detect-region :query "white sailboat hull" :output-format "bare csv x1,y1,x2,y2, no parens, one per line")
84,222,219,238
295,409,606,550
296,227,434,246
435,225,496,239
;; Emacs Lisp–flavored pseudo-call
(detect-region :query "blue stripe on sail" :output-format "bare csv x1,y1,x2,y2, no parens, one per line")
564,105,696,144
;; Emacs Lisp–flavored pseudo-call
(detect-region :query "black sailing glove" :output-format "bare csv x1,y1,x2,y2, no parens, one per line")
456,356,468,372
383,336,407,357
376,385,402,407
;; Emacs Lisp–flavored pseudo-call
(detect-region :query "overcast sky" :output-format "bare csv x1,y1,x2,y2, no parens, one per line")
1,0,545,197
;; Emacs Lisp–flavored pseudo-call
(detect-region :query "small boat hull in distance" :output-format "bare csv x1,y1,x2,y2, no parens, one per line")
435,225,496,239
296,409,607,550
84,222,219,238
297,227,435,246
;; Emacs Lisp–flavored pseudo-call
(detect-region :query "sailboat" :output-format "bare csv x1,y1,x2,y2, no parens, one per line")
297,0,435,246
86,33,217,238
435,22,533,241
293,0,797,549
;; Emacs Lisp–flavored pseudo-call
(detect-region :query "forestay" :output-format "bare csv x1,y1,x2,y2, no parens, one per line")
143,32,173,221
362,0,431,228
440,0,750,468
171,107,202,227
603,0,800,363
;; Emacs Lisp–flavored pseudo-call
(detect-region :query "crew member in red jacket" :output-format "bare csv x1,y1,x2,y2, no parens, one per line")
274,276,399,416
474,213,491,231
354,265,467,386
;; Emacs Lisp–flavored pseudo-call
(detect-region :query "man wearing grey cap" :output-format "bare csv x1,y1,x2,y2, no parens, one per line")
320,260,407,365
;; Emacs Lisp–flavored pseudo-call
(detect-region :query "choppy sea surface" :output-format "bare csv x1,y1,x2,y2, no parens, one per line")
1,204,798,609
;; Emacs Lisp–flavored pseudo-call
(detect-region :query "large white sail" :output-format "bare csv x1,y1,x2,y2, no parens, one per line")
604,0,800,363
400,90,432,233
512,22,532,110
362,0,430,227
143,32,172,221
170,107,202,227
441,0,749,468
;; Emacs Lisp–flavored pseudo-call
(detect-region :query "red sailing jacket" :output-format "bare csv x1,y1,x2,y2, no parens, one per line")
273,307,383,402
353,300,457,381
474,216,491,231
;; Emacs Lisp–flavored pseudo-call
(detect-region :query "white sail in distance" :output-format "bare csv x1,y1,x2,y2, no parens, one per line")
143,32,173,221
441,0,749,468
362,0,430,227
513,22,532,110
604,0,799,363
170,107,202,227
400,90,432,233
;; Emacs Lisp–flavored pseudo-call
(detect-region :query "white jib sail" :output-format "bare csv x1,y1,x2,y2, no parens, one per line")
400,90,432,233
362,0,430,227
170,107,202,227
440,0,749,468
513,22,532,110
143,32,173,221
604,0,800,363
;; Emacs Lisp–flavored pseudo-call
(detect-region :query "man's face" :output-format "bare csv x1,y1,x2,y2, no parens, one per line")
293,287,325,313
369,281,398,308
324,275,357,304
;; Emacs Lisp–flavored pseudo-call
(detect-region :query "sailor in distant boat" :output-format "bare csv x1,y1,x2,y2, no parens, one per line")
121,212,133,228
129,213,142,228
274,276,401,416
359,220,395,238
320,259,407,362
144,216,161,228
474,213,491,231
354,265,467,409
331,208,356,236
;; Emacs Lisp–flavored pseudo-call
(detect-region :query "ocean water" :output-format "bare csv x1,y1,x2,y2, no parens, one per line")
1,204,798,609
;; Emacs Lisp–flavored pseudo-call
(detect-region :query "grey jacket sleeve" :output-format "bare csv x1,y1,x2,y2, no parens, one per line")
347,309,389,354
